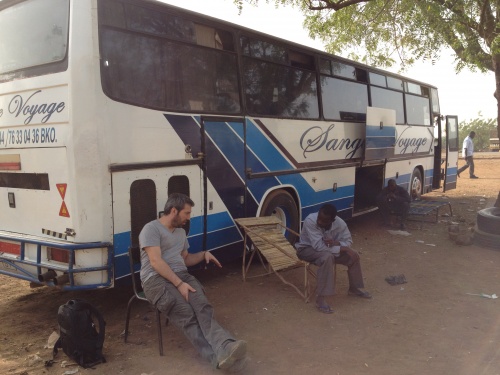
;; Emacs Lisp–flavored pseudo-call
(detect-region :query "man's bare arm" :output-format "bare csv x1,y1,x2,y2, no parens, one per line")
144,246,196,300
183,250,222,268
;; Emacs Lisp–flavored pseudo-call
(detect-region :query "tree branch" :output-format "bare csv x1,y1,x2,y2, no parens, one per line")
306,0,373,11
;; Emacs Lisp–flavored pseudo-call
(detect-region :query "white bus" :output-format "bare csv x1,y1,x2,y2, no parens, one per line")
0,0,459,290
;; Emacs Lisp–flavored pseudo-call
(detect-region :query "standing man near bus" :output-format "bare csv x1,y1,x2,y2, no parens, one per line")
139,193,247,372
457,131,478,179
295,204,371,314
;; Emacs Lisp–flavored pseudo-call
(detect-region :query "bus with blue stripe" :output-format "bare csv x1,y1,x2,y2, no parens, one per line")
0,0,458,290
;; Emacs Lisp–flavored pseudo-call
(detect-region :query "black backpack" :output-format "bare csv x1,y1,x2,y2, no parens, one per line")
53,299,106,368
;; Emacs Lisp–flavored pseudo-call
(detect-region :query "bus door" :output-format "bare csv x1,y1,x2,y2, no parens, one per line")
443,115,459,191
200,116,247,249
364,107,396,161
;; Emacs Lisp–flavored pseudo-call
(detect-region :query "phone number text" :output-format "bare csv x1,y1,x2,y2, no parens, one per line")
0,127,57,147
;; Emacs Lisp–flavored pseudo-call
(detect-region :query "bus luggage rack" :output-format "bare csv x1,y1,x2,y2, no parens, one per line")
0,233,113,291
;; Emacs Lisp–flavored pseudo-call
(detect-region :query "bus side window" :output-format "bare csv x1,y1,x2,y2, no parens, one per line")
130,179,157,250
168,176,191,234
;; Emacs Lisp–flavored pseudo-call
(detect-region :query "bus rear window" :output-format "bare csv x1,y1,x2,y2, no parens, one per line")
0,0,69,81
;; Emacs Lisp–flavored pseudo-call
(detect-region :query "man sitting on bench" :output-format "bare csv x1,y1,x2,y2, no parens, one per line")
377,179,411,230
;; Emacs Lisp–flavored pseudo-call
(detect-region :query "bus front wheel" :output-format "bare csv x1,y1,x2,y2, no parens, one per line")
410,168,423,200
260,190,300,243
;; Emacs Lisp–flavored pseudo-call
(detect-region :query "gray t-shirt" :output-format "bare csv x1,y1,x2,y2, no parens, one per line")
139,219,189,284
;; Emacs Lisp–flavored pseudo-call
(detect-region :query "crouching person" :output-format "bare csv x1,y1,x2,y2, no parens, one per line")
139,193,247,372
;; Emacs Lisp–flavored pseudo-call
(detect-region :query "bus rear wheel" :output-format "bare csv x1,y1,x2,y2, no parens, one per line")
410,168,423,200
260,190,300,244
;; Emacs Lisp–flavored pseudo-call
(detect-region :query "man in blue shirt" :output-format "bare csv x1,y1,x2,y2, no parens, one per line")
295,204,371,314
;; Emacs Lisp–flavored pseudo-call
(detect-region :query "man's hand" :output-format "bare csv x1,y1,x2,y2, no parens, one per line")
204,251,222,268
323,238,340,247
177,281,196,302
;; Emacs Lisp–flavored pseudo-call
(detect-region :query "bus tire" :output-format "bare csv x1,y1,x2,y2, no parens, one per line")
410,168,423,200
260,190,300,244
476,207,500,235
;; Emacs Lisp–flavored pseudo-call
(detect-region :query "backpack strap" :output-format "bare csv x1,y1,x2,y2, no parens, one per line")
52,336,62,360
82,301,106,347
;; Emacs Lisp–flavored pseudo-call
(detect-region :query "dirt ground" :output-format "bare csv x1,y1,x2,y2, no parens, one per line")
1,157,499,375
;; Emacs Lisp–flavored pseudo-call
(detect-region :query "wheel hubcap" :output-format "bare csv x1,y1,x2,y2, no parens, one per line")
272,207,287,227
412,177,422,199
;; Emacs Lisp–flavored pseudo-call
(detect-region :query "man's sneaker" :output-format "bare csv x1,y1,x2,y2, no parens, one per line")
217,340,247,370
400,223,406,230
470,175,479,179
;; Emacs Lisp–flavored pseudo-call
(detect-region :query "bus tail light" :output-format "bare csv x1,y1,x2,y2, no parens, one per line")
0,241,20,255
47,247,73,264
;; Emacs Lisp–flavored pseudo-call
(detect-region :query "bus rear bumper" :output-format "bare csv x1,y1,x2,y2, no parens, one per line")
0,231,113,291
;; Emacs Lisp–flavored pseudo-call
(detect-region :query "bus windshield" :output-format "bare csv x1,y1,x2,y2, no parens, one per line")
0,0,69,77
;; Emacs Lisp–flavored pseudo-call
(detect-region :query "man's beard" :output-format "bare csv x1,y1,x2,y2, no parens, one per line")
173,213,185,228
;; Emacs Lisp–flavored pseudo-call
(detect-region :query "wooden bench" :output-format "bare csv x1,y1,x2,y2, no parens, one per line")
234,216,313,302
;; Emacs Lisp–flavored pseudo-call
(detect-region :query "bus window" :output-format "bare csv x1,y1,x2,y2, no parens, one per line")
168,176,190,234
405,81,422,95
130,180,157,250
320,59,332,75
124,3,196,43
431,88,440,114
289,50,315,70
321,77,368,121
405,94,431,125
370,86,405,124
369,72,386,87
331,61,356,80
240,36,287,64
100,30,240,113
168,175,190,197
0,0,69,82
243,58,319,118
421,86,430,98
387,76,403,91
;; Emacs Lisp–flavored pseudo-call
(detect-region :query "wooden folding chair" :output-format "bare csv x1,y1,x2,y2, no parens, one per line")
235,216,313,302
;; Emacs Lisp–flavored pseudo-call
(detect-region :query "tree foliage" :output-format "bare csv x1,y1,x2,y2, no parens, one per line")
234,0,500,139
459,115,497,151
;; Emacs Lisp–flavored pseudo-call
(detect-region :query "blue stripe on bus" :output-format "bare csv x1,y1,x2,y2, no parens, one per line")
245,119,295,171
188,211,236,235
365,137,395,148
114,253,130,279
113,232,130,256
226,119,283,201
366,125,395,137
188,226,242,252
165,115,358,216
164,114,202,155
205,121,246,180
